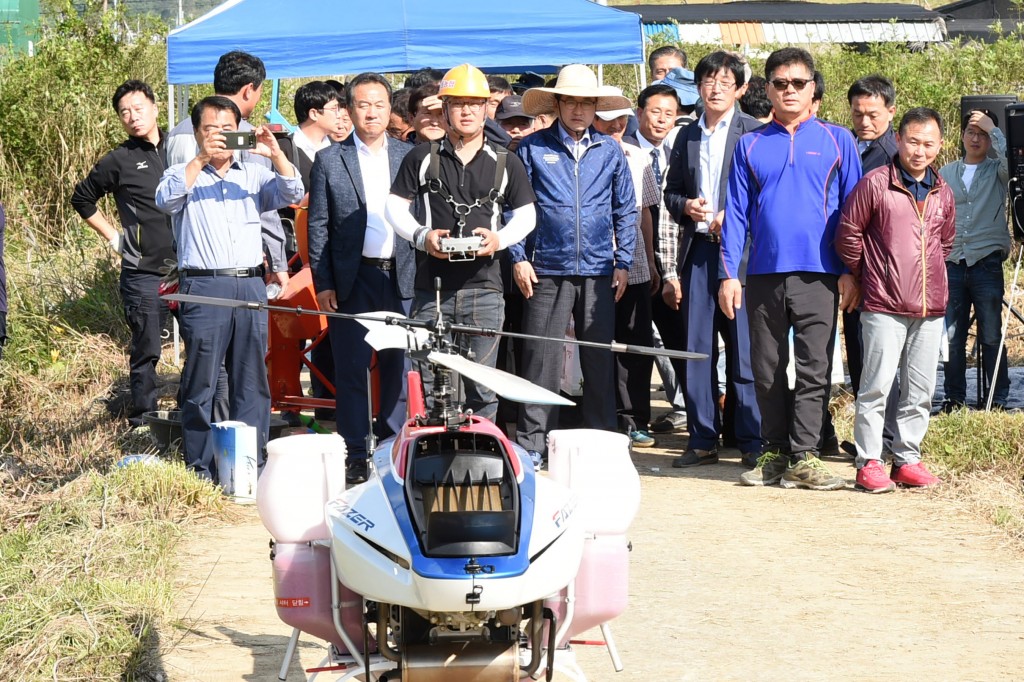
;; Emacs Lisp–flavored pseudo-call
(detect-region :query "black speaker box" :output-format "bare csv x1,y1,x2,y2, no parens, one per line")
960,94,1017,136
1006,104,1024,240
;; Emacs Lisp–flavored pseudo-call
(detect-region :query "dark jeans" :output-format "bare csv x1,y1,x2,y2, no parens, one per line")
178,274,270,482
517,275,616,455
414,287,504,421
746,272,838,458
944,254,1010,405
615,282,654,432
120,269,170,421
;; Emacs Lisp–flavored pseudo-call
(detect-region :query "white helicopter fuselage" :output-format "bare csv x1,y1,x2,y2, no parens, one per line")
326,422,585,615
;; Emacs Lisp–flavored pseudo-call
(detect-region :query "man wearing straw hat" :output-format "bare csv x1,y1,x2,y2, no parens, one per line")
511,64,638,466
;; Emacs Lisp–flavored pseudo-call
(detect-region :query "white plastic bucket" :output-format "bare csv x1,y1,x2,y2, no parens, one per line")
213,421,258,504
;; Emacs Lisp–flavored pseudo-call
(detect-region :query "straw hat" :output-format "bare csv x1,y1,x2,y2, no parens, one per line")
522,64,632,116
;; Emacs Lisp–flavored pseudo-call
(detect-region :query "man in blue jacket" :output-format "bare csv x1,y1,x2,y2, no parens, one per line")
720,48,862,490
513,65,638,464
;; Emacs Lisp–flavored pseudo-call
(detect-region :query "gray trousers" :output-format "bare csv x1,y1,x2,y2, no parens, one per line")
516,275,617,454
746,272,838,458
854,312,943,468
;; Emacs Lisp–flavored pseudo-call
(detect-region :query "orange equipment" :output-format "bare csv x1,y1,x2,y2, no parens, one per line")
265,195,380,418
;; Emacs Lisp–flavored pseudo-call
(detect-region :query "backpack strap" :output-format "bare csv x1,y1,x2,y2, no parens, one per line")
491,146,507,206
427,141,442,184
287,133,300,171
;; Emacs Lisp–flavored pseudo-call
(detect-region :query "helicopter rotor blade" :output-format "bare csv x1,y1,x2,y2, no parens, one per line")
162,292,707,361
356,312,431,351
427,352,574,406
445,324,708,362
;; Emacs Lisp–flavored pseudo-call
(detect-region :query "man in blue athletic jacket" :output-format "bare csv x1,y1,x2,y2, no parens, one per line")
719,47,862,491
512,64,638,465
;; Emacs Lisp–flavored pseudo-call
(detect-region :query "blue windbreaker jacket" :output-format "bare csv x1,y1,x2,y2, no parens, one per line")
510,123,637,276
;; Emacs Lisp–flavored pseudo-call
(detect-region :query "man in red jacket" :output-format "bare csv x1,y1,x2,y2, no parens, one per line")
836,107,955,493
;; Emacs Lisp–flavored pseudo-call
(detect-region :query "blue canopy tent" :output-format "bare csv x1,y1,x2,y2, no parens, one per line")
166,0,644,124
167,0,643,82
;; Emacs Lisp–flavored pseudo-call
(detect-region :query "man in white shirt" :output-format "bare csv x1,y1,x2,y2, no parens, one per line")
306,73,415,484
279,81,344,189
277,81,347,421
630,83,689,435
662,51,765,468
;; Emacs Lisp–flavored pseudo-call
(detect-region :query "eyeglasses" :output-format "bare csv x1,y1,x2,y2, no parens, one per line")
963,129,990,139
769,78,812,92
320,105,341,115
558,98,597,110
447,100,486,112
700,79,737,91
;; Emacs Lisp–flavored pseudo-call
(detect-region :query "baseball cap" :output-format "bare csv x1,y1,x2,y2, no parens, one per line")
653,67,700,107
495,95,534,121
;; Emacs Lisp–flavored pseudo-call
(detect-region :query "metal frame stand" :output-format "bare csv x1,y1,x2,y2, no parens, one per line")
987,243,1024,409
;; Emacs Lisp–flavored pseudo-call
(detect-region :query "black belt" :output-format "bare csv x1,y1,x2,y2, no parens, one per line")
180,266,265,278
695,232,721,244
361,257,395,271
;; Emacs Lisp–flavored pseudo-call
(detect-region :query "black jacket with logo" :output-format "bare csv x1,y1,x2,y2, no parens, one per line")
71,132,174,275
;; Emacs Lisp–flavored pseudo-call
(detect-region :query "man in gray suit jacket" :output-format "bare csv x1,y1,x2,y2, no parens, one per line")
307,72,414,484
661,51,764,469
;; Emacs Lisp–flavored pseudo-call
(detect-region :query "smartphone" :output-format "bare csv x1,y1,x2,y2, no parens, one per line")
222,131,256,150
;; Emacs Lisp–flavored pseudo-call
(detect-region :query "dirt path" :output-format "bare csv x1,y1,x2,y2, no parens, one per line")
159,429,1024,682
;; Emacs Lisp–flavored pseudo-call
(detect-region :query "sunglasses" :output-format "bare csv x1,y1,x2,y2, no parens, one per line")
770,78,812,92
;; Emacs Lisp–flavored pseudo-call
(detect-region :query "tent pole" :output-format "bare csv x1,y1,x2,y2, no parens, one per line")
597,64,604,86
595,0,608,87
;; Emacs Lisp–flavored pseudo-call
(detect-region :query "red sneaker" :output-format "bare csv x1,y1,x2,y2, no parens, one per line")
891,462,941,488
855,459,895,493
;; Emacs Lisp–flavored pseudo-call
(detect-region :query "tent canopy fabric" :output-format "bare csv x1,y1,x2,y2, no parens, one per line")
166,0,644,85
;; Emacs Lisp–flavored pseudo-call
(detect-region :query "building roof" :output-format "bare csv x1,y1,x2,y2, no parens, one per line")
630,2,943,23
629,1,946,45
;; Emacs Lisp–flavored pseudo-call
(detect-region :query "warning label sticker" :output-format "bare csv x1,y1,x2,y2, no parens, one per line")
277,597,311,608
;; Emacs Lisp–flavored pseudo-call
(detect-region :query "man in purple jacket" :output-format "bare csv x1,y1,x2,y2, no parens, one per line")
720,48,862,490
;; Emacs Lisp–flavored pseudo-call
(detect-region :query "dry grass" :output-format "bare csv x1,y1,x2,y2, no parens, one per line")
0,464,227,681
0,231,233,679
831,389,1024,548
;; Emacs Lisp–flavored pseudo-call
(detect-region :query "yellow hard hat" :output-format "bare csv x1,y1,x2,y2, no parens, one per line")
438,64,490,99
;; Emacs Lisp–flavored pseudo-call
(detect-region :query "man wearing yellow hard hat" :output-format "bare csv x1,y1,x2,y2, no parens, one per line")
386,64,538,421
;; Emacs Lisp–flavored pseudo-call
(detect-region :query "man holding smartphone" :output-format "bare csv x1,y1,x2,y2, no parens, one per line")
165,50,289,294
156,96,303,483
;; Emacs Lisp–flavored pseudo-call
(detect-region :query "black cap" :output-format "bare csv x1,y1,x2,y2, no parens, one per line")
512,72,546,95
495,95,534,121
